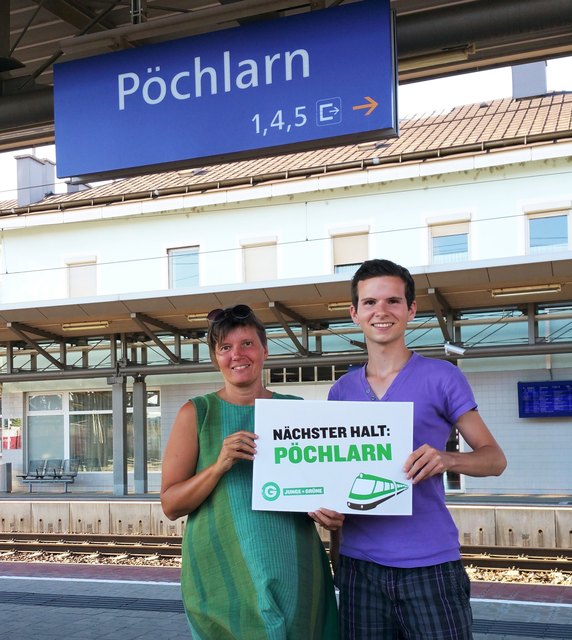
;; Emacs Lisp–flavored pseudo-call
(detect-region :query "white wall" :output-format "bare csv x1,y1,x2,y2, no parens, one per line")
0,152,571,304
465,367,572,494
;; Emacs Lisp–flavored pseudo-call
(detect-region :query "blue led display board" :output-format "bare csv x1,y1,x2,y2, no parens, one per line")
518,381,572,418
54,0,396,179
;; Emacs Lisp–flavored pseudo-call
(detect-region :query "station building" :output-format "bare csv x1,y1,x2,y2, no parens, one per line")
0,86,571,498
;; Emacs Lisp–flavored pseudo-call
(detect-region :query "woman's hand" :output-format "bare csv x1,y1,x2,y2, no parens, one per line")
161,407,259,520
216,430,258,473
308,508,345,531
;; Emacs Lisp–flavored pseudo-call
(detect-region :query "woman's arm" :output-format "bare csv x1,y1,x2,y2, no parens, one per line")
160,401,258,520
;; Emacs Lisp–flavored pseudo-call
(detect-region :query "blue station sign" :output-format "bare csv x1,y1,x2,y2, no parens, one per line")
54,0,397,179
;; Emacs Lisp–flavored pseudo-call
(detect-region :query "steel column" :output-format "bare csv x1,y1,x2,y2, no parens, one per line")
110,376,128,496
132,376,148,494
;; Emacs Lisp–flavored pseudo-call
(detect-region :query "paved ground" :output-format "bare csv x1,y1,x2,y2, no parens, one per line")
0,567,187,640
0,562,571,639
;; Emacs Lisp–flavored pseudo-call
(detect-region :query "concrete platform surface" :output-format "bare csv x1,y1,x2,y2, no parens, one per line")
0,562,571,639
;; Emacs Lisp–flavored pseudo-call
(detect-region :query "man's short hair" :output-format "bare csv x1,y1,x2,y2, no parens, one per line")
351,259,416,309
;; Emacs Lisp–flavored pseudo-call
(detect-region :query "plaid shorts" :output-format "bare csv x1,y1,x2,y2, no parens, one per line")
336,554,473,640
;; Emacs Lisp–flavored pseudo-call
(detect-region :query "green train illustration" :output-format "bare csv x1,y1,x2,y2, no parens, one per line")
347,472,409,511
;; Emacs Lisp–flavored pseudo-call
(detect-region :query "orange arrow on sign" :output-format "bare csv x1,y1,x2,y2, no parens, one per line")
352,96,378,116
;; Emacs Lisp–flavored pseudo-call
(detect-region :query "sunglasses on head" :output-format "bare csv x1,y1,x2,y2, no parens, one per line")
207,304,254,324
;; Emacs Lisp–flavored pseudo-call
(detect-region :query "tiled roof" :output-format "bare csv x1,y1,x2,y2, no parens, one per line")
4,92,572,213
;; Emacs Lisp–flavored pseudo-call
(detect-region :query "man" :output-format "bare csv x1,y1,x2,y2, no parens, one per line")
325,258,506,640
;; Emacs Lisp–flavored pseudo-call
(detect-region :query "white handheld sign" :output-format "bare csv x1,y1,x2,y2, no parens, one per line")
252,399,413,515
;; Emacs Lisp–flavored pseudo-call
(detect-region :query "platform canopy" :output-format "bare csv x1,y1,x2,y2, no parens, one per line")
1,253,571,340
0,253,571,383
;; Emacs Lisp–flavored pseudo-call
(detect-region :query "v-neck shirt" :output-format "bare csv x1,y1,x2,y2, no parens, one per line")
357,351,417,401
328,352,477,567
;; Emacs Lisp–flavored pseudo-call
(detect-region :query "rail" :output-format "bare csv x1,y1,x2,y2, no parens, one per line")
0,532,182,558
1,534,572,574
461,544,572,572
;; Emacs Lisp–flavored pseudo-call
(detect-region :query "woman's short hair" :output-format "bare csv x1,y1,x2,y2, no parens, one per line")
206,304,267,362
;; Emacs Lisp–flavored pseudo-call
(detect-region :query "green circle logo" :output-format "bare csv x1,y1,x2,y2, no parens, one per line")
262,482,280,501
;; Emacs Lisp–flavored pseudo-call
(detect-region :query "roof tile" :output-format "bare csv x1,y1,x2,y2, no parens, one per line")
3,92,571,213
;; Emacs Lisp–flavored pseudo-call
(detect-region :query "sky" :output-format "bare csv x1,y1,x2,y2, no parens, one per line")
398,55,572,117
1,55,571,203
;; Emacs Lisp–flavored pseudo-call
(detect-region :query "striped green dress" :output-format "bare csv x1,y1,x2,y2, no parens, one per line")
181,392,339,640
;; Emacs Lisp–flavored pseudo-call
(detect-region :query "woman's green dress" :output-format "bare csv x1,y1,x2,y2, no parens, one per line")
180,392,339,640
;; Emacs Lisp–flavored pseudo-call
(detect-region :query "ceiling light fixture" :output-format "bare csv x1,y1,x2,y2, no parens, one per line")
399,46,475,72
327,302,352,312
61,321,110,331
491,284,562,298
187,313,209,322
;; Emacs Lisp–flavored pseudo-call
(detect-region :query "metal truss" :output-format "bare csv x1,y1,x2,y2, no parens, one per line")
1,302,571,384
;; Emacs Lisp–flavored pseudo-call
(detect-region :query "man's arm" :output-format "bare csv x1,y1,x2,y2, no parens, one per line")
404,409,507,484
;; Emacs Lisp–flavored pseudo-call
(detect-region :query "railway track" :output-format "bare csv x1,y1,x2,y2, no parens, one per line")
462,545,572,572
0,532,182,558
1,533,571,573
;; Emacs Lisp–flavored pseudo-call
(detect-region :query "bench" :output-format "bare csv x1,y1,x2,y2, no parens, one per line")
18,458,79,493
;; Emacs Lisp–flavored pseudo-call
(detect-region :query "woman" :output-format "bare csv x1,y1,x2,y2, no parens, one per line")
161,304,340,640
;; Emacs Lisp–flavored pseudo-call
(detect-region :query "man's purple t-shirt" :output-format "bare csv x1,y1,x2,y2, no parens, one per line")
328,352,477,568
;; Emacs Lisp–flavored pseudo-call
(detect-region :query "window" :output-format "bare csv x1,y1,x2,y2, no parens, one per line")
26,390,161,473
528,213,568,254
269,365,347,384
126,390,162,471
2,417,22,451
67,258,97,297
168,246,199,288
445,427,462,492
69,391,113,471
242,241,277,282
430,223,469,264
28,394,62,411
27,394,65,462
332,232,368,274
